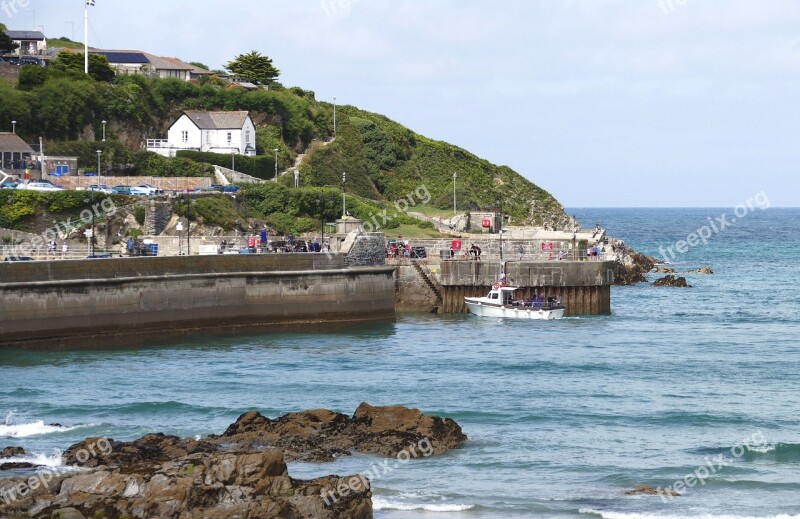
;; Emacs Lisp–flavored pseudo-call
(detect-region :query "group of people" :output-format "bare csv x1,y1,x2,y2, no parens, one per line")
47,240,69,257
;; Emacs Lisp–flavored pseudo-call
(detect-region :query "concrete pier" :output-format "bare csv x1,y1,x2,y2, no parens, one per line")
393,258,614,316
0,254,396,350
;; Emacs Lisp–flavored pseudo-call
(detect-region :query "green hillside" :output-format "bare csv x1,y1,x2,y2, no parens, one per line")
0,59,568,226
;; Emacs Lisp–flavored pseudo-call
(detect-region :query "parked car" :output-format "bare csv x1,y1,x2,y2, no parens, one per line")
19,56,43,67
4,57,20,66
112,185,148,196
136,184,162,196
4,256,34,262
0,181,18,189
87,184,112,194
17,181,63,192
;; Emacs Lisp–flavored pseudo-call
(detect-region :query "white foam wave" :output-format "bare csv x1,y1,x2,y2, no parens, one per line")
0,420,80,438
373,497,475,512
1,450,64,469
580,510,800,519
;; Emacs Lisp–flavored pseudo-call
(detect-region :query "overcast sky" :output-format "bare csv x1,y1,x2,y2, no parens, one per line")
6,1,800,207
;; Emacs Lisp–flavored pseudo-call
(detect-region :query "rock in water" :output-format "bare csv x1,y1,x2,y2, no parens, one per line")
655,266,677,274
217,403,467,461
0,446,24,458
652,275,692,288
688,265,714,274
626,484,680,497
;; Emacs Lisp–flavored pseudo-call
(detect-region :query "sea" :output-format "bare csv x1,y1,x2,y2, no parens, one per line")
2,207,800,519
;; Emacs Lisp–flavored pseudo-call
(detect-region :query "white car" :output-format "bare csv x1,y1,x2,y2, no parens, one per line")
137,184,162,196
17,181,64,192
87,184,113,194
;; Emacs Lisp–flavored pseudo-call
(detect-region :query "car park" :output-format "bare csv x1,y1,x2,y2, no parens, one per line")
0,181,18,189
111,185,149,196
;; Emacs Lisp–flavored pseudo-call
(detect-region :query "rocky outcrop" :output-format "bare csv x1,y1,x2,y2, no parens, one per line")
688,266,713,275
216,402,468,461
0,404,465,518
611,245,656,285
626,484,680,497
0,449,370,519
652,275,691,288
655,266,677,274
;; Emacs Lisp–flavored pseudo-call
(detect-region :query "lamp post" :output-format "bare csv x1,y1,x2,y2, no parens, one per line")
96,150,102,187
273,148,279,181
231,148,235,172
317,194,325,247
11,120,16,134
453,172,457,215
333,96,337,138
496,197,503,261
102,120,107,141
342,172,346,217
183,195,191,256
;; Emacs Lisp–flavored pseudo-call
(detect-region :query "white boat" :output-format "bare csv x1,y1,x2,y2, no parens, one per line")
465,286,565,320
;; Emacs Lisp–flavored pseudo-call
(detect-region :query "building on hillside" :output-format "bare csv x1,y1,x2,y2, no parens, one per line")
225,81,268,92
3,30,47,57
90,50,213,81
146,111,257,158
0,132,37,177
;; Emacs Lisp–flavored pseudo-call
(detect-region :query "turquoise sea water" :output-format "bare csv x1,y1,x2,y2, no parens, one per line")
2,208,800,518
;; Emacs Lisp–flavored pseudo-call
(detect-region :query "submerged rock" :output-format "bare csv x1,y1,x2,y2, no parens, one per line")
652,275,692,288
216,402,468,461
654,266,677,274
688,266,714,275
626,484,680,497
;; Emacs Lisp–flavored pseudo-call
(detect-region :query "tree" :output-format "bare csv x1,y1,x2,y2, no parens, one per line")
189,61,209,70
0,23,19,54
51,52,116,82
225,51,280,85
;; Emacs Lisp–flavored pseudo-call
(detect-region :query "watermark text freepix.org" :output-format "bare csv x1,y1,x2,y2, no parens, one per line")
658,191,770,264
321,437,434,506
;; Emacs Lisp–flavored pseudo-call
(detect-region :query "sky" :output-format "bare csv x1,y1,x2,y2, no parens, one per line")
3,0,800,207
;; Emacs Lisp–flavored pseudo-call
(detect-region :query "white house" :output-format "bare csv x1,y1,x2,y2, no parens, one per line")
3,30,47,57
90,50,213,81
147,111,257,158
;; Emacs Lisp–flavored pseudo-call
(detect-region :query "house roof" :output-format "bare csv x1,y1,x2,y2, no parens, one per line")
0,133,35,153
182,111,251,130
92,50,150,64
5,30,46,41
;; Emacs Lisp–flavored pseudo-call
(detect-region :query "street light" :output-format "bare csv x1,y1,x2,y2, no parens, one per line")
496,197,503,261
333,96,337,138
342,172,347,217
11,120,16,134
101,120,107,142
96,150,102,187
231,148,235,172
317,195,325,247
453,172,457,215
273,148,279,181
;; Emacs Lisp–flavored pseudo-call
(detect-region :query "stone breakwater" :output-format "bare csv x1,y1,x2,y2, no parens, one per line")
0,254,395,349
0,403,467,519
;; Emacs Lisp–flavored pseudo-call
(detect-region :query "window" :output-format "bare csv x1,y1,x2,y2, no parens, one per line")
245,129,250,144
227,132,232,145
181,131,188,144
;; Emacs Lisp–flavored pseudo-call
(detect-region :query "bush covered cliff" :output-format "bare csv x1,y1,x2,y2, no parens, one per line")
0,57,569,226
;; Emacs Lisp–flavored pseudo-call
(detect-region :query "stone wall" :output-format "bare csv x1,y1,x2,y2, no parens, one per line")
345,233,386,267
394,263,440,313
54,176,212,191
0,255,394,349
144,201,172,236
0,64,19,81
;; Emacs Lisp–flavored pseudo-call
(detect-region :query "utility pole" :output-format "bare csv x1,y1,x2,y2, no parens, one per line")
342,172,346,217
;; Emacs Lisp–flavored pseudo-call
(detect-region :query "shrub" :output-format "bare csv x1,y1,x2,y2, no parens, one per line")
134,206,146,226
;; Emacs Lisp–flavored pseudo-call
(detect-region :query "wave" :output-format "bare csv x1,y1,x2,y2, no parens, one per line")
373,497,475,512
0,420,82,438
691,443,800,463
1,450,64,469
580,511,800,519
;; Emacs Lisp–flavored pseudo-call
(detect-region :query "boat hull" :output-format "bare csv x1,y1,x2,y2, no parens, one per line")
465,300,565,320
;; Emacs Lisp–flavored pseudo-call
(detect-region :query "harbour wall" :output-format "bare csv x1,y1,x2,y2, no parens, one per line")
394,259,614,316
0,254,396,349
